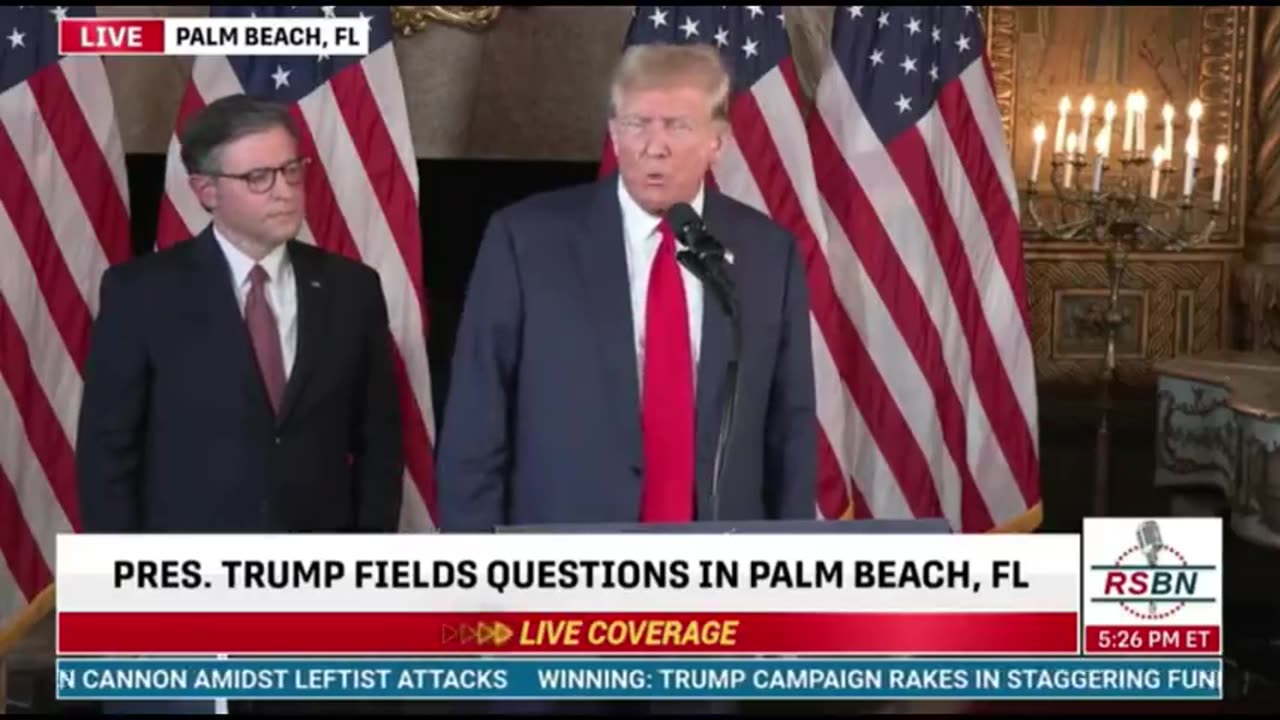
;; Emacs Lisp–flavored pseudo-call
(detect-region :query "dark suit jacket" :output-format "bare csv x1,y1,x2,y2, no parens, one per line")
75,226,404,533
435,176,817,531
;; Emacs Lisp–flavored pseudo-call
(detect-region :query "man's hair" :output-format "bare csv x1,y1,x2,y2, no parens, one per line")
608,43,731,122
179,94,300,175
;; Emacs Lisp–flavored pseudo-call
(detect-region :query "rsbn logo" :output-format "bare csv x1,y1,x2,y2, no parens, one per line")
1089,520,1215,621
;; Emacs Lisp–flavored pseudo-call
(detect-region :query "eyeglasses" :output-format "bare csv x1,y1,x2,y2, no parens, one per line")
207,157,311,194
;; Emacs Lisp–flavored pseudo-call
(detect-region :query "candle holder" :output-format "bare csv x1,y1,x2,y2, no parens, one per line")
1024,145,1223,516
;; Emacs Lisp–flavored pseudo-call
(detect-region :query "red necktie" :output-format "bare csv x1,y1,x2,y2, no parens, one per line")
245,264,286,414
639,220,695,522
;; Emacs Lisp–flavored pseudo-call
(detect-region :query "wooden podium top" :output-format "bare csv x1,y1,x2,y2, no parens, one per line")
1154,350,1280,420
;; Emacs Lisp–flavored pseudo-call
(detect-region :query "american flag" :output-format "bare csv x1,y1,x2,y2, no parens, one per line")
807,6,1040,532
604,5,855,520
155,6,438,532
0,6,131,630
607,6,1040,532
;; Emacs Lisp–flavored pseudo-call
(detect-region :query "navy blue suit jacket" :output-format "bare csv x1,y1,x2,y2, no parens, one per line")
75,226,404,534
436,176,817,531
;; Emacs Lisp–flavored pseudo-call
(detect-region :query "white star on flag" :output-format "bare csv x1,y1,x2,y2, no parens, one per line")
271,65,291,89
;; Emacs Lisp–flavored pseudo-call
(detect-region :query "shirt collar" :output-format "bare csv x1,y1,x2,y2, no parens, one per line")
212,224,289,287
617,177,706,243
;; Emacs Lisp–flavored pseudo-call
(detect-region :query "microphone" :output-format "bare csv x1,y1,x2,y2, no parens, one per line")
667,203,737,328
1136,520,1163,565
1136,520,1163,615
664,203,740,525
667,202,734,265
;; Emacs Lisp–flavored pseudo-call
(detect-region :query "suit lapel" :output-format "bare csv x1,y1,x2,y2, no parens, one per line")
188,228,272,415
575,177,644,477
276,241,330,428
694,192,737,518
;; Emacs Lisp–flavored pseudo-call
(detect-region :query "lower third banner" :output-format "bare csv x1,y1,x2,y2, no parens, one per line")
55,657,1222,701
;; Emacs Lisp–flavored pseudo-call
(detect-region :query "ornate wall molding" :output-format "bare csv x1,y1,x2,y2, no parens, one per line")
390,6,502,35
1027,253,1233,384
1248,5,1280,262
982,6,1017,151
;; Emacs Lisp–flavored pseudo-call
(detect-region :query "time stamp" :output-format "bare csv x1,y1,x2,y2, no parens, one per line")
1085,626,1219,654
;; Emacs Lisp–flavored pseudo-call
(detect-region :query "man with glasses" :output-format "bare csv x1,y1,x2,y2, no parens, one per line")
76,93,405,544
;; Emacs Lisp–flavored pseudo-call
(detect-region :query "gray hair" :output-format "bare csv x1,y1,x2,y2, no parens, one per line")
608,43,731,122
179,94,300,175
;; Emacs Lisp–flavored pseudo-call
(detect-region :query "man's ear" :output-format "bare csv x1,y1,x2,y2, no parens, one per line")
708,120,727,164
188,175,217,213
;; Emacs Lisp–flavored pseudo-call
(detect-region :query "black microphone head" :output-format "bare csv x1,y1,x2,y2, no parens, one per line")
664,202,703,246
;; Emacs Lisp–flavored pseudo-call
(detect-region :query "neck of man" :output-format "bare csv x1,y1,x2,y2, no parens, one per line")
213,219,281,262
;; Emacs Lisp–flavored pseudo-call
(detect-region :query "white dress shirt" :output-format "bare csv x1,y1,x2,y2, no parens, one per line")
617,179,704,392
213,226,299,379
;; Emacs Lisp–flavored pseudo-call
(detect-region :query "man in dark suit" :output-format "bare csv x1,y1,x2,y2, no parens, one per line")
76,93,404,535
75,93,405,715
435,42,817,533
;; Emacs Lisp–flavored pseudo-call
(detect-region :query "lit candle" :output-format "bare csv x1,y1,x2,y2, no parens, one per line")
1092,131,1106,192
1188,99,1203,145
1123,92,1136,153
1102,100,1117,157
1065,132,1077,188
1162,103,1175,157
1213,144,1228,203
1150,145,1165,199
1031,124,1046,184
1080,95,1095,156
1183,135,1199,197
1055,96,1071,154
1134,91,1148,153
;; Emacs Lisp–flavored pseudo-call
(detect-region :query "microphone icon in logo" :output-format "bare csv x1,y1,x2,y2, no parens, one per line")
1136,520,1163,615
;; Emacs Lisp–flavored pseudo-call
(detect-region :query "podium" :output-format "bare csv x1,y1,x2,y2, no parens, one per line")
494,518,952,534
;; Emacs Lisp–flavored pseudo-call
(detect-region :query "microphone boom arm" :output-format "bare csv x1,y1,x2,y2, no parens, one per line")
677,249,740,524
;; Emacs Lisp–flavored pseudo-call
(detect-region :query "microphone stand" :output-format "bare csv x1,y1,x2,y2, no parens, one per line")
677,249,740,524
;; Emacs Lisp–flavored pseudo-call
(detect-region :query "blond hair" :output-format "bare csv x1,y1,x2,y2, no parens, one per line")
608,43,731,121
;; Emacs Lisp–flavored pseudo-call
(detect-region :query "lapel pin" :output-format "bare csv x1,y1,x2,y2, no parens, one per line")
310,280,322,288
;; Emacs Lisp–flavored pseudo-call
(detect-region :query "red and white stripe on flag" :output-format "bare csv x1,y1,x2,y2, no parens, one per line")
154,6,438,532
1,7,132,629
805,6,1041,533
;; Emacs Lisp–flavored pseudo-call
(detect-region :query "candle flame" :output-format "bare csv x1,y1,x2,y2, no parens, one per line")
1163,103,1175,121
1133,91,1148,113
1104,100,1117,122
1081,95,1096,116
1033,123,1046,143
1215,144,1228,165
1059,96,1071,115
1188,99,1203,120
1153,145,1165,166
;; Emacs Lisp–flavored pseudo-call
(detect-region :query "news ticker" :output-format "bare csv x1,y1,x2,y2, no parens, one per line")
54,518,1222,657
58,16,369,56
55,657,1224,701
